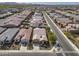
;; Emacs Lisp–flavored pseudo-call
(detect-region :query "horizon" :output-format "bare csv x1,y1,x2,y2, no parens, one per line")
0,2,79,5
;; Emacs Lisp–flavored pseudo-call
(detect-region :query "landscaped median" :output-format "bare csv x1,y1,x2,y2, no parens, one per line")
45,26,57,46
64,31,79,48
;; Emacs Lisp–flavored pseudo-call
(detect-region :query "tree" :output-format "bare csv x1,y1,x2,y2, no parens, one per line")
48,31,56,45
64,32,74,40
46,26,50,32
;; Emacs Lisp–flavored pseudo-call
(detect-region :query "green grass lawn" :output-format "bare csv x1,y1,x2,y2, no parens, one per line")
0,4,32,9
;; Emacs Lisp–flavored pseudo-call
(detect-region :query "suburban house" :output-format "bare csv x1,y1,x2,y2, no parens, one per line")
14,28,26,44
49,13,56,17
55,18,72,27
21,27,32,46
66,24,79,31
32,28,48,45
0,12,12,19
30,12,43,27
31,18,43,27
0,28,19,46
0,10,31,27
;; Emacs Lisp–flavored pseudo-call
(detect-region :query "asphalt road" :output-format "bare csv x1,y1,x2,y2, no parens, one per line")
42,11,79,56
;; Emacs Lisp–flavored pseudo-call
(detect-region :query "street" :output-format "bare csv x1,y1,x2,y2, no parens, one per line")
42,11,79,56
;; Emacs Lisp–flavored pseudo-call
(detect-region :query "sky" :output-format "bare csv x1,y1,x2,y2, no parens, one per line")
0,0,79,2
